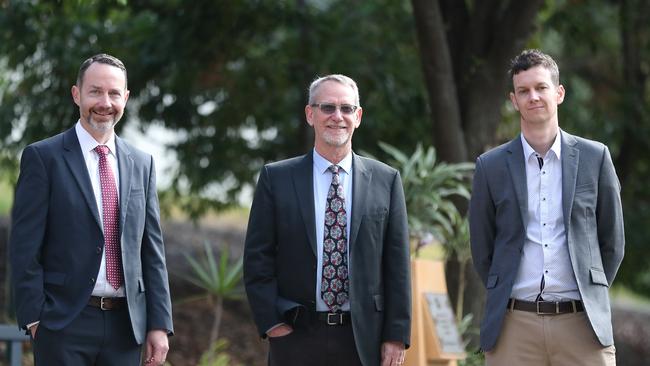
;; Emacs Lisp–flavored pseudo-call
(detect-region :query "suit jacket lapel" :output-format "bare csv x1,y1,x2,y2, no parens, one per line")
292,152,317,255
349,153,370,253
116,136,134,237
561,130,579,230
62,127,102,229
506,137,529,226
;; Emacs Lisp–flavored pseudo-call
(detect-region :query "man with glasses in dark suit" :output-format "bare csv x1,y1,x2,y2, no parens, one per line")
244,74,411,366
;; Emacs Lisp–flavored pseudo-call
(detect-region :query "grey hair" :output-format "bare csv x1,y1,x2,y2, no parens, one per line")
308,74,360,106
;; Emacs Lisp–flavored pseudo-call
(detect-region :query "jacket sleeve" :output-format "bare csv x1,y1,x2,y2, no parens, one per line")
243,166,283,337
10,146,49,329
595,146,625,285
469,156,496,287
141,156,174,334
381,171,411,347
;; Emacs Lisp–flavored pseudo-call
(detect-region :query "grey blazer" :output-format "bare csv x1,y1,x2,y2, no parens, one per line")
469,130,624,351
10,127,173,344
244,151,411,366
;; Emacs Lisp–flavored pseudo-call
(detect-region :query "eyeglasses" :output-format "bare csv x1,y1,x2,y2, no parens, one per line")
310,103,359,115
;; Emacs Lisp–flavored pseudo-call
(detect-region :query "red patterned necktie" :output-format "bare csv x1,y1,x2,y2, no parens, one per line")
321,165,349,312
95,145,123,290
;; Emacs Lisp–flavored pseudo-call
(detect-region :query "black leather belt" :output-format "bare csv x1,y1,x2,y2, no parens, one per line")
316,312,351,326
508,298,584,315
88,296,126,311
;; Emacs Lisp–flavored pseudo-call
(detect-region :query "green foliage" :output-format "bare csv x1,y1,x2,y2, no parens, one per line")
457,313,484,366
196,339,241,366
0,0,429,219
377,142,474,256
181,241,244,358
182,241,243,301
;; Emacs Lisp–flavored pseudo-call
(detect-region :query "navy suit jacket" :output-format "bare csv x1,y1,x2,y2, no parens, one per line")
10,126,173,344
244,151,411,366
469,130,625,351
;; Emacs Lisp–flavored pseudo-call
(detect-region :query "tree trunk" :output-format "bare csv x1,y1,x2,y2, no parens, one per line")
617,0,649,183
411,0,467,163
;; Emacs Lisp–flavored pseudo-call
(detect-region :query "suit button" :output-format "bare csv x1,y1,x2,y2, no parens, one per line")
96,246,102,254
90,277,95,284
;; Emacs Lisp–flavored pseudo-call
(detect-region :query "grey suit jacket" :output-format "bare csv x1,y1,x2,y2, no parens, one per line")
244,151,411,366
10,127,173,344
469,130,624,351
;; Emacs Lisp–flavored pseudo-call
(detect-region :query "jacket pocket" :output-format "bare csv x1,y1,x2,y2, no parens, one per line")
43,271,66,286
373,294,384,311
486,274,499,289
590,268,609,287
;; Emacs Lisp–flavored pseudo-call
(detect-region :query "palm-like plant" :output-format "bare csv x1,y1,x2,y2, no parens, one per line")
181,242,243,352
377,142,474,256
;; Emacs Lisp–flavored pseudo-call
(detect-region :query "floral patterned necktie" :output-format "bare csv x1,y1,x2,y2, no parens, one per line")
95,145,123,290
321,165,349,312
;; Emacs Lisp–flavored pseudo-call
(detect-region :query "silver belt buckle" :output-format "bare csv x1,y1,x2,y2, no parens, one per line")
536,301,555,315
100,297,109,311
327,313,342,325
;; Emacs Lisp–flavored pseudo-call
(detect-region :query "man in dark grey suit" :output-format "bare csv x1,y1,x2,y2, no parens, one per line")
244,74,411,366
469,49,624,365
10,54,173,365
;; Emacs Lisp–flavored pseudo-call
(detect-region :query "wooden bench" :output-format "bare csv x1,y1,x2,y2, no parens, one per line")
0,324,29,366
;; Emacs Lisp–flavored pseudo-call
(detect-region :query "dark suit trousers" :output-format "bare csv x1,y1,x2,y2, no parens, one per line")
32,305,141,366
269,318,362,366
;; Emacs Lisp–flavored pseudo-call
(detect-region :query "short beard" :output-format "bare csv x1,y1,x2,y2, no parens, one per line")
87,115,118,132
322,129,351,147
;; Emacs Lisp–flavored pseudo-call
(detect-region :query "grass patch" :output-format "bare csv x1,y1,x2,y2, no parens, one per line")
413,242,446,260
0,179,13,215
610,285,650,307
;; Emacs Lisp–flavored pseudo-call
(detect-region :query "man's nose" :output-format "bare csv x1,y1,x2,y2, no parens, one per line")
331,107,344,120
529,90,540,101
97,92,111,106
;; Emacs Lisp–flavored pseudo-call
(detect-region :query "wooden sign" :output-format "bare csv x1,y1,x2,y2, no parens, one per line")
405,259,466,366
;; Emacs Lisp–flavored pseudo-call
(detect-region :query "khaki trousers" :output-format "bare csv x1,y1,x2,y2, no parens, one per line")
485,309,616,366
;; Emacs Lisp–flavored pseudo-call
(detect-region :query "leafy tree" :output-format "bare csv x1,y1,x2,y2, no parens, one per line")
0,0,429,217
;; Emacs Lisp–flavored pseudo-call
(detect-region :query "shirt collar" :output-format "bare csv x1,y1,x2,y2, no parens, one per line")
313,148,352,175
520,131,562,162
75,120,117,156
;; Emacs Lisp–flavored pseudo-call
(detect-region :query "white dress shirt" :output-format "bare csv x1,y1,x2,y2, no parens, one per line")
511,132,580,301
75,121,126,298
313,149,352,312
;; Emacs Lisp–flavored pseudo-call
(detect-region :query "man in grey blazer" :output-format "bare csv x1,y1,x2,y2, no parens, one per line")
469,49,624,365
244,74,411,366
10,54,173,365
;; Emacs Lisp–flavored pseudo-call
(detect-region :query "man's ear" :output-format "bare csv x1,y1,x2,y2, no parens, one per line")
556,85,565,105
305,105,314,126
71,85,81,106
509,92,519,111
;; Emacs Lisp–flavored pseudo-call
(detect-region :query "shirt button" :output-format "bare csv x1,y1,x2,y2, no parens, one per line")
545,244,548,248
545,270,549,274
542,197,546,201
